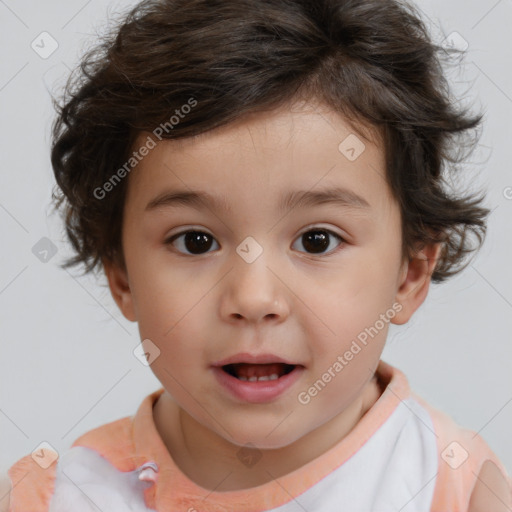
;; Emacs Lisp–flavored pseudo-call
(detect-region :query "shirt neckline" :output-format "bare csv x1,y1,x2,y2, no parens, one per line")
133,359,410,511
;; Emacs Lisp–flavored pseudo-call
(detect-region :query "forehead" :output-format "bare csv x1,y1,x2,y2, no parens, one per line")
124,103,392,218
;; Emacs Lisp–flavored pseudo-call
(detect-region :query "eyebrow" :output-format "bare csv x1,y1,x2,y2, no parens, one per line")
144,186,371,214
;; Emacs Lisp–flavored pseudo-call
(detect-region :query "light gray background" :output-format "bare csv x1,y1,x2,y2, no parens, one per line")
1,0,511,487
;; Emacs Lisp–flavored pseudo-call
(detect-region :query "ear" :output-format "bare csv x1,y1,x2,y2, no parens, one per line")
391,242,442,325
103,259,137,322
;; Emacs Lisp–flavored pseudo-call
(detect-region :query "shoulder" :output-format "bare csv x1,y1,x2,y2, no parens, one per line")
5,415,135,511
468,459,512,512
71,415,137,471
411,392,512,510
6,450,58,511
72,415,133,450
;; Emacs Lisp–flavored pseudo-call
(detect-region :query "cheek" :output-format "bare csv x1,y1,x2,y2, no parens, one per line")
305,299,390,409
136,288,207,350
132,253,213,317
317,261,398,326
127,246,208,327
299,250,399,364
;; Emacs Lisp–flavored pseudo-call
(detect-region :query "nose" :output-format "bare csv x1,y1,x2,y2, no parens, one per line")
219,250,290,325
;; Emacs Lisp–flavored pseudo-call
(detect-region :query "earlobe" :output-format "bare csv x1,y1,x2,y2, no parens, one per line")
103,260,137,322
391,242,442,325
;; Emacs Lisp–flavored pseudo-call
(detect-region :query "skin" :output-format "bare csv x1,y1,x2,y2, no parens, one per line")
105,100,441,492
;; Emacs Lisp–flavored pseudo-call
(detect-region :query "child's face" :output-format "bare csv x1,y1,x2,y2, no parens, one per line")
107,101,430,450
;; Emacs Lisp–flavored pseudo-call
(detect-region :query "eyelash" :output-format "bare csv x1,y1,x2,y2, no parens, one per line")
164,227,346,257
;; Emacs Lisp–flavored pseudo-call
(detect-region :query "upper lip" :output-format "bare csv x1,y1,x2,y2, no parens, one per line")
212,352,301,367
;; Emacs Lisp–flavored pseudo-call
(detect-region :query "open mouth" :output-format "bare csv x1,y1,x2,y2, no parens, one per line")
222,363,296,382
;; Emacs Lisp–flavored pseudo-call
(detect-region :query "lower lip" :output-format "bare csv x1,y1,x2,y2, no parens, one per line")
211,366,304,403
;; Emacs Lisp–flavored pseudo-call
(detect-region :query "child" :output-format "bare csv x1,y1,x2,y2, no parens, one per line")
5,0,512,510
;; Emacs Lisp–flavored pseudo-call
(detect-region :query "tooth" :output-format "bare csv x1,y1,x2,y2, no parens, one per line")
235,373,281,382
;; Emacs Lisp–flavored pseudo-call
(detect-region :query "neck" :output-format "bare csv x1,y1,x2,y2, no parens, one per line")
153,374,383,492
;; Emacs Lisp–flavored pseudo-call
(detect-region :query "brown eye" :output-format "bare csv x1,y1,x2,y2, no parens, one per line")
293,228,344,255
166,231,219,255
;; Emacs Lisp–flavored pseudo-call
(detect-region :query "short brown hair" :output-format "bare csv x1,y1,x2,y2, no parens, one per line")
51,0,489,283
